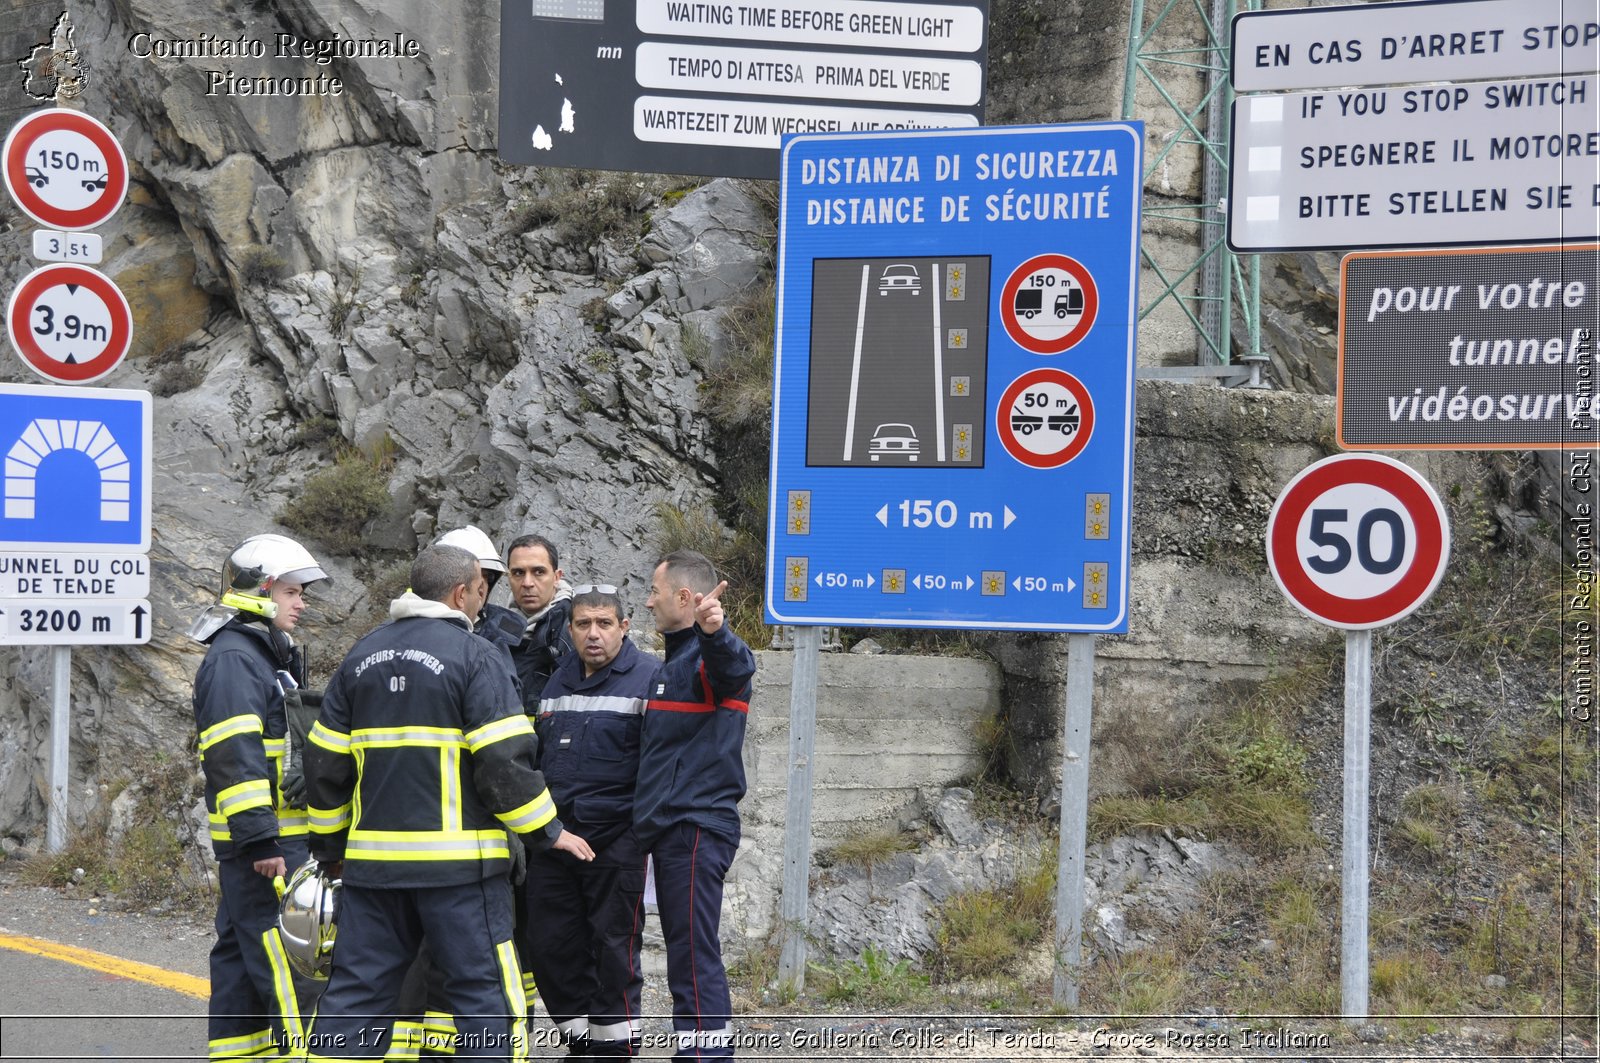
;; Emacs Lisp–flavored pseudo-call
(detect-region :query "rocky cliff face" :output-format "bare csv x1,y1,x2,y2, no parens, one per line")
0,0,1570,856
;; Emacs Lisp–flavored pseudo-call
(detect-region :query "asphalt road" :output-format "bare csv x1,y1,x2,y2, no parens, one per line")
0,871,209,1061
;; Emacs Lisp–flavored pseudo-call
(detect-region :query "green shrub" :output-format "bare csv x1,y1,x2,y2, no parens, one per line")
235,245,287,288
278,448,393,554
809,944,930,1006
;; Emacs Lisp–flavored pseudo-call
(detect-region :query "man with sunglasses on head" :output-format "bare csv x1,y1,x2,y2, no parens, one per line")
523,583,652,1058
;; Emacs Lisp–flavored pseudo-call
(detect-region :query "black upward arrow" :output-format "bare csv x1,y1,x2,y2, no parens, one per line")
130,604,147,639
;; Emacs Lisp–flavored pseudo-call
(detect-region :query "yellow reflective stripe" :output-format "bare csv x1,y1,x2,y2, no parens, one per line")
309,721,351,754
277,809,309,830
495,939,528,1062
308,804,352,833
344,829,509,862
198,714,262,753
386,1020,423,1063
498,789,556,834
208,1027,275,1058
421,1012,457,1055
351,726,465,749
463,714,533,753
208,811,232,842
262,737,287,757
441,746,461,834
260,927,304,1049
216,779,271,817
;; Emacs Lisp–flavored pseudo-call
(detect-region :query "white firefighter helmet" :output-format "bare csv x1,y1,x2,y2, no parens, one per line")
220,534,328,618
188,533,328,642
277,859,340,980
435,525,506,575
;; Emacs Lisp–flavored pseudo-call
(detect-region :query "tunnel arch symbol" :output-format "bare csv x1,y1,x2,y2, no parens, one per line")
5,417,131,522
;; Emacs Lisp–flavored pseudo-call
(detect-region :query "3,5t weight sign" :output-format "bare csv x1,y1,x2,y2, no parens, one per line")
1267,454,1450,630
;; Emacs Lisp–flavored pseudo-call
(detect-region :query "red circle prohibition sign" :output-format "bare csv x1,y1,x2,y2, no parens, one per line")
6,264,133,383
996,368,1096,469
1267,454,1450,629
3,109,129,230
999,253,1100,354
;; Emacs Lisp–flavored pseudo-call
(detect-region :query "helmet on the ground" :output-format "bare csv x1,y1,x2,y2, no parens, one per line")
221,534,328,618
277,859,340,980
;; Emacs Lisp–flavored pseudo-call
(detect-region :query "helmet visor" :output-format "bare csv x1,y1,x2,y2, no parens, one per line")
277,565,329,586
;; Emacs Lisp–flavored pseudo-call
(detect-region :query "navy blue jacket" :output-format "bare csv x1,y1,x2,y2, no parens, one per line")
633,624,756,848
536,636,652,851
512,598,573,711
193,617,306,861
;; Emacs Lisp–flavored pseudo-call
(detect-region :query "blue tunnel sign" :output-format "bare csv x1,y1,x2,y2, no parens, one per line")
0,384,151,551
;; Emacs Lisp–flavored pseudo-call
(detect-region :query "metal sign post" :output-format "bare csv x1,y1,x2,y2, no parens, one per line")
776,625,820,993
1341,628,1372,1019
1266,454,1451,1019
1053,632,1095,1005
46,644,69,851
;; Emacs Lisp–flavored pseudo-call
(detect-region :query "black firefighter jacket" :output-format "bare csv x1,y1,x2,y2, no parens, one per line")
306,593,563,888
193,617,307,862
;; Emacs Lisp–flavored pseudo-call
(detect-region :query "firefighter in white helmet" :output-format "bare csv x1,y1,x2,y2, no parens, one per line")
190,533,328,1060
435,525,525,655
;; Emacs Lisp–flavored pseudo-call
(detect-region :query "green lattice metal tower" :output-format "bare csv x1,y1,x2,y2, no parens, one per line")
1123,0,1265,385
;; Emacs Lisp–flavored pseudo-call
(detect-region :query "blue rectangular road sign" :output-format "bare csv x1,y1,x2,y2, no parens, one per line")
766,122,1143,632
0,384,151,551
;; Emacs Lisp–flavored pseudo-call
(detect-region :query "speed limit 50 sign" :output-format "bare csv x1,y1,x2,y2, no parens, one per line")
1266,454,1450,630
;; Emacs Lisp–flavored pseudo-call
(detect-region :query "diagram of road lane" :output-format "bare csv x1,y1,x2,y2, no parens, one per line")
806,256,990,468
767,123,1143,631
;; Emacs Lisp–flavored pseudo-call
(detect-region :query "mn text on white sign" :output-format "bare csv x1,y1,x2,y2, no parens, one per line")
498,0,989,178
1227,74,1599,252
0,598,151,645
1232,0,1600,92
0,550,150,598
1338,244,1598,450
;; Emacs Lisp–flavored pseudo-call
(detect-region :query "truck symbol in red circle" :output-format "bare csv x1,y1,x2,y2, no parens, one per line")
1000,254,1098,355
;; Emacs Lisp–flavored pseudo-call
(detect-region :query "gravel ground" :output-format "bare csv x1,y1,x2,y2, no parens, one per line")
1,866,1589,1061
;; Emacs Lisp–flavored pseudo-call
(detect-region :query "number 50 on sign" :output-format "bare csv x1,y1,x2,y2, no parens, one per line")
1266,454,1450,630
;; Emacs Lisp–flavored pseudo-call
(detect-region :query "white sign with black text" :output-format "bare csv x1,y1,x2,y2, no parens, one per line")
1227,73,1599,252
0,597,152,645
0,550,151,598
1232,0,1600,92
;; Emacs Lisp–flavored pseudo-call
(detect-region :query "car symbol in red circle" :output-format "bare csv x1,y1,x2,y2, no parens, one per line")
6,264,134,384
1267,454,1450,630
996,368,1095,469
3,109,129,231
999,254,1099,355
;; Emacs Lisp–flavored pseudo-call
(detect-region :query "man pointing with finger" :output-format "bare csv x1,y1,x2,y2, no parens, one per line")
636,550,757,1061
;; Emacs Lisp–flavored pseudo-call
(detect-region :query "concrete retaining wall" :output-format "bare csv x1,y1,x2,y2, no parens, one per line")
722,649,1001,946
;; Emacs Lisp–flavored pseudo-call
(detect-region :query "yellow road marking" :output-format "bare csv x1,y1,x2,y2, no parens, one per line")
0,932,208,999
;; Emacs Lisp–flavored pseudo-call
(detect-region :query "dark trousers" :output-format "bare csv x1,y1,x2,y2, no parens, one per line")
651,825,737,1061
522,828,646,1056
208,838,314,1060
302,878,522,1061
